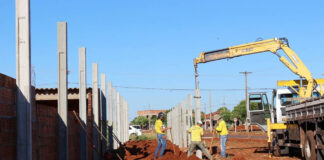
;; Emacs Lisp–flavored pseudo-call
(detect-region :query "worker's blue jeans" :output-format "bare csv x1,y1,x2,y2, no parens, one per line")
154,134,166,158
221,135,228,157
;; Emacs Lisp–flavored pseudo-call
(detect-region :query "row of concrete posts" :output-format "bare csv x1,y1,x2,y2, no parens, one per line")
167,94,193,148
167,91,203,158
15,0,129,159
108,82,130,150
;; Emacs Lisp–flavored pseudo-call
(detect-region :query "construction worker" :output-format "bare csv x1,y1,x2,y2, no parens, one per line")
187,121,214,160
215,117,228,158
154,112,171,159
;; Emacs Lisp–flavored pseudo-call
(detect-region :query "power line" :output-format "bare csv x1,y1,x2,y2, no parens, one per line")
113,85,273,92
36,82,274,91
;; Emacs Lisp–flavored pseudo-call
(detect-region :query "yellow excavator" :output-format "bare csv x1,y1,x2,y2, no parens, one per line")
194,38,324,159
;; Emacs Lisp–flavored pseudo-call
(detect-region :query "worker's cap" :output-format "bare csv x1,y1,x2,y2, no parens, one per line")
197,121,203,124
158,112,164,118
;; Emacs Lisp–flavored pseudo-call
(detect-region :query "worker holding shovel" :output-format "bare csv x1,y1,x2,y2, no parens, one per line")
154,112,171,159
187,121,214,160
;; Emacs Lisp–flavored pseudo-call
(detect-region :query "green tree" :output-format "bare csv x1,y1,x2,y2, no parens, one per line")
249,102,260,110
231,100,247,123
217,107,232,123
130,116,149,129
150,115,157,126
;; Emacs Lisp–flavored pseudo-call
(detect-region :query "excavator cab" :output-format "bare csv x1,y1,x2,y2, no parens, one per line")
247,92,272,131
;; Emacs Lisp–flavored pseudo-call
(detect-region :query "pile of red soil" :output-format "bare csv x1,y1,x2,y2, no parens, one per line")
120,139,200,160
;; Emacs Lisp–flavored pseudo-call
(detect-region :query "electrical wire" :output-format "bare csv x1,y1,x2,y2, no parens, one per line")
36,82,274,92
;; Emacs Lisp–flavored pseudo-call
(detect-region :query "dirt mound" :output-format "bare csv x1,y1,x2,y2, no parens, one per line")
120,139,200,160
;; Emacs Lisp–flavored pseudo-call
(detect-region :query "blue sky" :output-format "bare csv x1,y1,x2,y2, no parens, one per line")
1,0,323,120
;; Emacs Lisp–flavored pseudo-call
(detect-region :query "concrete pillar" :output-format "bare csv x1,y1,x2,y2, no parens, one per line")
194,89,201,124
100,74,107,154
112,88,117,149
123,98,126,143
79,47,87,160
194,89,202,159
119,95,124,143
177,104,182,146
172,108,176,145
167,111,170,140
108,82,114,149
172,107,177,146
122,99,126,142
173,108,176,143
108,82,113,149
188,94,193,127
170,109,172,142
181,99,187,148
124,100,128,142
124,99,128,143
16,0,32,159
116,92,120,147
185,108,189,146
126,101,129,141
119,96,124,143
57,22,68,160
92,63,99,160
187,94,192,145
108,82,112,126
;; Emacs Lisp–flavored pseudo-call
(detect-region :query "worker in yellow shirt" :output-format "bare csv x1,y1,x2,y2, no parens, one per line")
187,121,214,160
154,112,171,159
215,117,228,158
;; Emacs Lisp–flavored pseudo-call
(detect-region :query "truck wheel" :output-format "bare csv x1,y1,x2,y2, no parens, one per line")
273,138,289,156
274,145,280,157
304,130,316,160
316,134,324,159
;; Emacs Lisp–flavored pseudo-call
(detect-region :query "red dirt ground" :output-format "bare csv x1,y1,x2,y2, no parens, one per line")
113,137,301,160
122,139,200,160
207,138,300,160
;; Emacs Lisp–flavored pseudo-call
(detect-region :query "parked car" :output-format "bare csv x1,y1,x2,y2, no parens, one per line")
129,125,142,137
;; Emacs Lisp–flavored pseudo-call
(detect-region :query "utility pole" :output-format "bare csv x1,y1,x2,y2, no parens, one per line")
223,96,226,108
209,91,212,131
240,71,252,134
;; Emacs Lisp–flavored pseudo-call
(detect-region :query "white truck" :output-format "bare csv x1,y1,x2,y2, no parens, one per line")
248,85,324,160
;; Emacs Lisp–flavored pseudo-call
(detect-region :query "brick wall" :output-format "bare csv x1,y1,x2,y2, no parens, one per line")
68,100,80,160
35,101,58,160
0,73,100,160
87,93,93,160
0,73,17,160
35,96,93,160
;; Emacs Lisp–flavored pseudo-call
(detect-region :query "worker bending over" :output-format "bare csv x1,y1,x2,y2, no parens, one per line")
187,121,214,160
216,117,228,158
154,112,171,159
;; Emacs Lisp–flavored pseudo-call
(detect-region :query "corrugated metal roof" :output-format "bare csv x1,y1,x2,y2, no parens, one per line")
35,87,92,95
